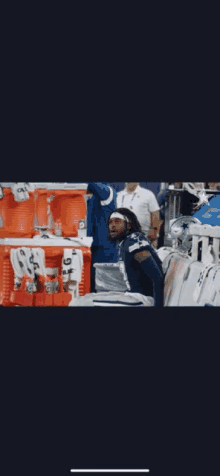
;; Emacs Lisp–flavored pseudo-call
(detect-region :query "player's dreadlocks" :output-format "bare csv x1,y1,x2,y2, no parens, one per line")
107,207,142,242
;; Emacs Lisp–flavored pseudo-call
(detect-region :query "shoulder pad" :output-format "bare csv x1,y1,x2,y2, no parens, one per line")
126,233,150,253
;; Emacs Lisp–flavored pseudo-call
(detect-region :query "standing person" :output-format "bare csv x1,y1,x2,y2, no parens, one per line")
117,182,162,248
87,182,118,291
157,186,169,248
208,182,220,191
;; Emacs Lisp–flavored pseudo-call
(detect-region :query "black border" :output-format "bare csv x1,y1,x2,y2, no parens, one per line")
1,167,220,475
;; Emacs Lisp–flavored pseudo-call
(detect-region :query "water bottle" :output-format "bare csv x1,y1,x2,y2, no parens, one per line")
55,220,62,237
78,219,86,238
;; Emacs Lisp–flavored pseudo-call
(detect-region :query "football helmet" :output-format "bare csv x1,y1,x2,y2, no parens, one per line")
169,215,202,253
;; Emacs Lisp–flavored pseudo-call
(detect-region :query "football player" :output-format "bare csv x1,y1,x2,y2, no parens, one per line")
107,208,164,307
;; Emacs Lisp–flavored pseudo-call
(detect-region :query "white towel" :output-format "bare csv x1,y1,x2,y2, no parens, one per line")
202,244,215,265
193,263,215,303
11,183,34,202
25,183,35,192
62,249,83,284
69,292,154,307
201,266,220,306
211,276,220,305
17,247,35,278
10,247,46,291
33,231,56,240
10,247,36,291
30,248,47,277
10,249,25,289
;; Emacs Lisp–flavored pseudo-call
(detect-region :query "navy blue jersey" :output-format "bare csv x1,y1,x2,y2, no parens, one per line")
87,182,118,262
117,232,164,305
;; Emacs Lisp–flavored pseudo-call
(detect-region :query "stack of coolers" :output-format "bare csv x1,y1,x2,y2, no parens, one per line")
0,183,92,306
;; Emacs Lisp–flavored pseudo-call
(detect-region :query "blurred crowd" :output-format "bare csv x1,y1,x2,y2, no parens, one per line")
167,182,220,191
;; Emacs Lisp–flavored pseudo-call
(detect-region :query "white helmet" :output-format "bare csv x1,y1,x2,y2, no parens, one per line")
169,215,202,253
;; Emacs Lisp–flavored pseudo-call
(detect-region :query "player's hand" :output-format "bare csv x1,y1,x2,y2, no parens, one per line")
152,239,158,249
148,228,159,242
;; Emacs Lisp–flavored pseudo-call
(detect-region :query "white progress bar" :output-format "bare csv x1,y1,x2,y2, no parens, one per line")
70,471,150,473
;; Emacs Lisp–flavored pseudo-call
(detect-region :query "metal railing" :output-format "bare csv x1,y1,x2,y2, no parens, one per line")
164,190,183,244
189,224,220,263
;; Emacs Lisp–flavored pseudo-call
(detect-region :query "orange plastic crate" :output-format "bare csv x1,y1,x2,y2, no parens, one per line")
0,185,88,239
47,189,87,237
0,187,36,238
0,241,91,306
0,187,52,238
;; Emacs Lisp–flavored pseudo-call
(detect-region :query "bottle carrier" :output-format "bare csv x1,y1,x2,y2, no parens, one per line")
0,237,92,306
0,183,92,306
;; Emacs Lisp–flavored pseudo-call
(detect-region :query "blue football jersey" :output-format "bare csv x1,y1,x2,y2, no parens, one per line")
87,182,118,262
117,232,164,298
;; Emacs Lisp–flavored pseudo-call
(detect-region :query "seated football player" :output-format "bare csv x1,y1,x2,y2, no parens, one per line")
107,208,164,307
70,208,164,307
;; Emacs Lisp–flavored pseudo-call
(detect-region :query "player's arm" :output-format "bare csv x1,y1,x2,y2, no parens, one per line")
87,183,114,205
151,210,162,232
148,191,163,243
86,198,95,237
148,210,163,244
134,249,164,307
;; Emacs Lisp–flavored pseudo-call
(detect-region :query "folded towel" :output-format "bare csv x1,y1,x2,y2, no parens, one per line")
10,247,36,291
10,247,46,291
11,183,35,202
202,244,215,265
62,249,83,284
193,263,215,303
10,249,25,289
30,248,47,277
25,183,35,192
69,291,154,307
